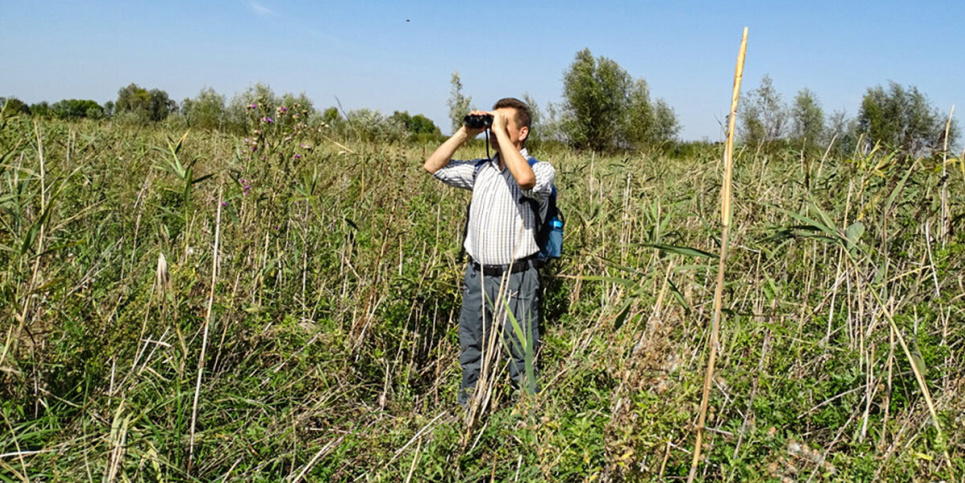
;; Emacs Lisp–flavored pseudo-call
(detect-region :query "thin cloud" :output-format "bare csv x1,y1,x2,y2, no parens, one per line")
246,1,277,17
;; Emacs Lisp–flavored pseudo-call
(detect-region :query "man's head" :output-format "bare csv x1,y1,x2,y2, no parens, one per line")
492,97,532,148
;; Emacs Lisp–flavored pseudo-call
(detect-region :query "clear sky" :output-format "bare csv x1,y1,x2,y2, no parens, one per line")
2,0,963,141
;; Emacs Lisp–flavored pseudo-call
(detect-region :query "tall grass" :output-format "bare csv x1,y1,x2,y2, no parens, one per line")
0,113,963,481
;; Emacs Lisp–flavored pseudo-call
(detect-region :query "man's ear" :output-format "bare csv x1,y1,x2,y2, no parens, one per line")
518,126,529,144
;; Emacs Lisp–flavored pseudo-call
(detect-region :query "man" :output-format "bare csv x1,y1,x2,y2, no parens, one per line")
424,98,555,406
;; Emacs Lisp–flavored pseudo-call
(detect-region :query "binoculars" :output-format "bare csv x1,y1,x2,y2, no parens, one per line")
463,114,493,129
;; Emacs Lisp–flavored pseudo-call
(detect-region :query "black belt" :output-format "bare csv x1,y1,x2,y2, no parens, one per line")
471,257,541,276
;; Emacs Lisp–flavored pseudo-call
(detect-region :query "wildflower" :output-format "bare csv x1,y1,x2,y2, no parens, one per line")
280,106,288,112
293,154,302,159
221,201,228,207
299,143,309,149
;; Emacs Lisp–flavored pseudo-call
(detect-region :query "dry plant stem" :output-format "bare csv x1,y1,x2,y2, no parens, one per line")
940,105,954,247
688,26,747,483
188,188,223,472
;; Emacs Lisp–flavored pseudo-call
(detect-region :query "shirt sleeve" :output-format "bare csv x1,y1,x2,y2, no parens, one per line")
520,159,555,201
432,159,478,190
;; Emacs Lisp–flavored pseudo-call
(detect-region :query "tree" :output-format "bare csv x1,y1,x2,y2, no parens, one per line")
858,82,958,156
560,48,677,152
1,97,31,116
50,99,104,120
790,88,826,150
29,101,51,118
447,72,473,133
115,83,176,123
181,87,226,130
561,49,631,152
391,111,439,136
739,75,788,147
522,93,542,142
624,79,680,148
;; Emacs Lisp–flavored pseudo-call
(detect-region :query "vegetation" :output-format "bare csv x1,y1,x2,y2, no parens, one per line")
858,82,959,158
1,92,963,480
559,48,679,152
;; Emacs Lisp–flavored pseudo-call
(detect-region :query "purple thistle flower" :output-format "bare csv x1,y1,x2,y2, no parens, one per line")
293,154,301,159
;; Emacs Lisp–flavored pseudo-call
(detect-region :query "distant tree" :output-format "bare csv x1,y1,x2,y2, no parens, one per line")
521,93,542,142
182,87,226,130
347,108,404,142
561,48,631,152
560,48,677,152
858,82,958,156
115,83,175,123
447,72,473,133
226,83,280,132
103,100,115,117
30,101,51,118
790,88,826,150
1,97,31,116
321,106,342,127
51,99,104,120
739,75,788,147
828,109,860,156
391,110,439,137
624,79,680,148
278,92,316,130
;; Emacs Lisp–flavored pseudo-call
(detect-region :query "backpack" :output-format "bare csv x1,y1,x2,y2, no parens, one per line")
461,157,564,263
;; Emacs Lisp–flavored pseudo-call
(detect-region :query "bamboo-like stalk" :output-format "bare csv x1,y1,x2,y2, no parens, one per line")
188,188,223,473
940,105,954,248
688,27,747,483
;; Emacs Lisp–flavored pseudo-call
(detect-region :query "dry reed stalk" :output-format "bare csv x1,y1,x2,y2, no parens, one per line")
940,105,954,248
188,188,223,473
687,27,747,483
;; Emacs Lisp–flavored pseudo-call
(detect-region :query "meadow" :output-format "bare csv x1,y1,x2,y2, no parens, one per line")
1,109,963,482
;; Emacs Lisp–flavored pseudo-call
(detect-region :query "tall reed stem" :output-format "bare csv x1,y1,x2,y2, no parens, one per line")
189,188,223,472
688,27,747,483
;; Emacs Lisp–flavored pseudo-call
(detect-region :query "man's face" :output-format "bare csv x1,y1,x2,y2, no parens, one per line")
493,107,527,150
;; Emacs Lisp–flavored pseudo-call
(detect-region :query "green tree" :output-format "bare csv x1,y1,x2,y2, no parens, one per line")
560,48,677,152
115,83,175,123
1,97,31,117
321,106,342,129
858,82,958,156
182,87,226,130
226,83,280,132
739,75,788,147
624,79,679,148
29,101,51,118
790,88,826,150
447,72,473,133
50,99,104,120
560,48,631,152
390,110,439,136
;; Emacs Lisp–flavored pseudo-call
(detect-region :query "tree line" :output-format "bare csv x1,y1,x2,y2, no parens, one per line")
2,48,958,157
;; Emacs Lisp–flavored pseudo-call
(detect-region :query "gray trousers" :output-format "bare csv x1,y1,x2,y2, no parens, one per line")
458,260,540,405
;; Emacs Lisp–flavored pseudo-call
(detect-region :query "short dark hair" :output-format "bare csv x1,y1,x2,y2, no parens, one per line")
492,97,532,131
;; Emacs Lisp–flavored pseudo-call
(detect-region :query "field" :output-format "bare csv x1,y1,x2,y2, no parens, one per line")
1,112,964,482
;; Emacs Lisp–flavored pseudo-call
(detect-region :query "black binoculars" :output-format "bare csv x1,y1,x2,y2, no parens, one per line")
463,114,493,129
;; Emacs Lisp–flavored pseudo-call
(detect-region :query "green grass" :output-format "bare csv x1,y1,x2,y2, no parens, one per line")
1,114,963,481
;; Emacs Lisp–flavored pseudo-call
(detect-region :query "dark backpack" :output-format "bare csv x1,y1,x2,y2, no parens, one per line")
461,157,564,263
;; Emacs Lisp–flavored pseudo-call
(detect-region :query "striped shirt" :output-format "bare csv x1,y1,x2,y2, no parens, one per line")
434,148,556,265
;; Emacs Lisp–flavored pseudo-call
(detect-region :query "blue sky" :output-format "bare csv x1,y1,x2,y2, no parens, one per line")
2,0,963,141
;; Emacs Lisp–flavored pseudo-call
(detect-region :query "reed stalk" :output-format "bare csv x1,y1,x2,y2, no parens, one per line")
688,27,747,483
188,187,223,473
